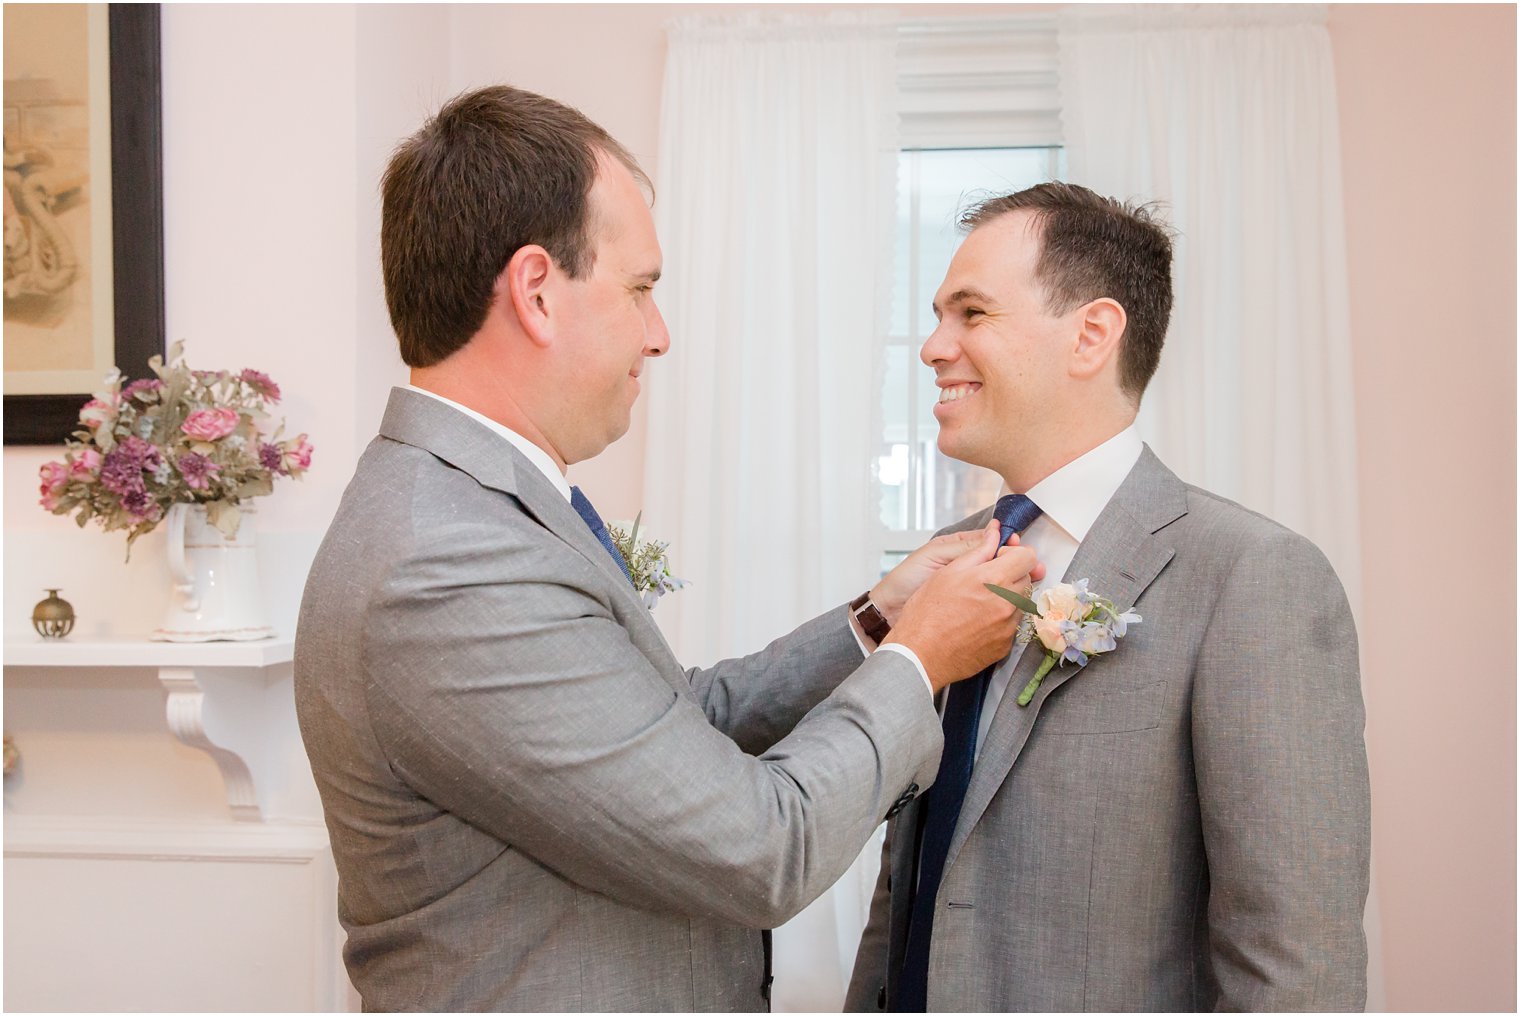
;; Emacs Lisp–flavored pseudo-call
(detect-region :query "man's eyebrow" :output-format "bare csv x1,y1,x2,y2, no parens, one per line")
931,286,994,318
629,267,662,283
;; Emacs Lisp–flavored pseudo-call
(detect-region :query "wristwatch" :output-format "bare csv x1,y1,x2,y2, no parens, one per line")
849,590,892,643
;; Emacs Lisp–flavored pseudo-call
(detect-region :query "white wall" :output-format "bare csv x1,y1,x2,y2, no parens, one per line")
4,5,449,1010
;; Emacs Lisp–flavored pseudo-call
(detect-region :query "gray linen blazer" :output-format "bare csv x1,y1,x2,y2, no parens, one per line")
295,388,942,1012
846,447,1371,1012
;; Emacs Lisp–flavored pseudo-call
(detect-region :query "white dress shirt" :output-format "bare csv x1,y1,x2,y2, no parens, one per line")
402,385,932,693
975,425,1144,756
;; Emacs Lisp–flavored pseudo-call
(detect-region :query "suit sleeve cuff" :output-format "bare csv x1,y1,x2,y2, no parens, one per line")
875,643,934,699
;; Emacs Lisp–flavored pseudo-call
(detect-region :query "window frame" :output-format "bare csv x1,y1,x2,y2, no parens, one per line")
879,17,1064,567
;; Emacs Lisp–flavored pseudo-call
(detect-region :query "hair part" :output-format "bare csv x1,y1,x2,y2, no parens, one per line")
380,85,650,368
960,182,1175,400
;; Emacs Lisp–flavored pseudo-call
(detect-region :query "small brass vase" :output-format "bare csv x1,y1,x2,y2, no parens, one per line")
32,589,75,639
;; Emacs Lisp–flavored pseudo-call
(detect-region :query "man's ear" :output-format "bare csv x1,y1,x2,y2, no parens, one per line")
501,245,555,349
1070,297,1127,381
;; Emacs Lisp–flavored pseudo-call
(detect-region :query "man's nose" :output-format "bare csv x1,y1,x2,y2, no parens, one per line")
920,320,954,368
644,301,668,357
645,300,670,357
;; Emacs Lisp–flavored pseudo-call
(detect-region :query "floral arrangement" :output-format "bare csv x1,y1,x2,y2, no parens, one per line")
607,514,689,609
987,578,1141,706
38,341,313,554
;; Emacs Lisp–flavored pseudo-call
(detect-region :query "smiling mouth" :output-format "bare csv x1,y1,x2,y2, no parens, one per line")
937,382,981,404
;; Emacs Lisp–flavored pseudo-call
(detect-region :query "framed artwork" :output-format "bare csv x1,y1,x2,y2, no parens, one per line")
3,4,163,446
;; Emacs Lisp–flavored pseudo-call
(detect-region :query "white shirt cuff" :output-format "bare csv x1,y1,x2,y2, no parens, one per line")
875,642,935,700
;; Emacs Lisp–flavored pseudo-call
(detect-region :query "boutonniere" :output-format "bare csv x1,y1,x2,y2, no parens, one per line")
985,578,1141,706
607,513,690,609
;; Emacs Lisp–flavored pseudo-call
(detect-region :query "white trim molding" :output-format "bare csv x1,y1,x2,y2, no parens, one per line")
898,15,1061,149
5,637,299,821
5,814,354,1011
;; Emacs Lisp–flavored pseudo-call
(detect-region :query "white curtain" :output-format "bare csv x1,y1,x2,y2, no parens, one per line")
1058,3,1362,609
1057,5,1382,1006
645,12,899,1012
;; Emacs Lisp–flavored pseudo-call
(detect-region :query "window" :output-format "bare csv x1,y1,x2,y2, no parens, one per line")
877,146,1065,573
876,16,1063,574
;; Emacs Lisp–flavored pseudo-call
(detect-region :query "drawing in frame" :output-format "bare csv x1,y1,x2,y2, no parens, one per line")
3,4,164,446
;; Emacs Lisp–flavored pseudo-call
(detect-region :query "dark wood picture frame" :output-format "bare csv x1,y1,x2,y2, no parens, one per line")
4,4,165,446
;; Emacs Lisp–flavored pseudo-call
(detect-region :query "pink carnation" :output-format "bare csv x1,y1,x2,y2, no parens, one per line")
120,487,162,522
239,369,282,403
68,448,103,481
175,452,221,491
79,399,116,431
38,461,70,511
282,434,314,474
182,407,240,442
122,378,164,402
259,442,284,473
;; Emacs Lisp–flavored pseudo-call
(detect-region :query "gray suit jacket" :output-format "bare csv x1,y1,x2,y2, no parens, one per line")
846,447,1370,1012
295,388,942,1012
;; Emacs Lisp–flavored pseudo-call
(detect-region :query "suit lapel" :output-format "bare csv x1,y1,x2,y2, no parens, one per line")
941,446,1186,874
377,387,661,641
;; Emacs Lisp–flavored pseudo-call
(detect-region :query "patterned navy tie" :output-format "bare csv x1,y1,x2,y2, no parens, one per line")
895,493,1041,1013
570,486,634,585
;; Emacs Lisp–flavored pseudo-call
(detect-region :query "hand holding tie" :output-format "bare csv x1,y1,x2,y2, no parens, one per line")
884,520,1046,693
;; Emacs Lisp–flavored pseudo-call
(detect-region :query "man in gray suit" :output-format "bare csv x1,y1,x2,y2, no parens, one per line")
846,183,1371,1012
295,86,1045,1011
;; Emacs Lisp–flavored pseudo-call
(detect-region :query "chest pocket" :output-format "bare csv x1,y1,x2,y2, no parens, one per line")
1034,672,1167,735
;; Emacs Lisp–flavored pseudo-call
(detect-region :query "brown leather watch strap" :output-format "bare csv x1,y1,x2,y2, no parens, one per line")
849,590,892,643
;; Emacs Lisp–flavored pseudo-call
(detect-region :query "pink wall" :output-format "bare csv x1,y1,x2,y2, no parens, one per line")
1330,5,1517,1011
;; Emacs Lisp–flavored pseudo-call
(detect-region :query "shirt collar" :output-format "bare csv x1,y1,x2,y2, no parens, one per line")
1019,425,1144,544
403,384,572,502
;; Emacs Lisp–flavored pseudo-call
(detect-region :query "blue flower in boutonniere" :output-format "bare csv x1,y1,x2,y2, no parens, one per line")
984,578,1141,706
607,513,690,610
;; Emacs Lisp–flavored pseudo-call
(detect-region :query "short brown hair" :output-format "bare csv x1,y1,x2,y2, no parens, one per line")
380,85,649,367
961,182,1174,400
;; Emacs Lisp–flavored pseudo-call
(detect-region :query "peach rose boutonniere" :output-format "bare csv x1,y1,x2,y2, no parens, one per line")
985,578,1141,706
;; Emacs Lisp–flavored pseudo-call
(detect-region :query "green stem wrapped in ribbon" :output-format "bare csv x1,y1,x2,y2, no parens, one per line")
1018,652,1060,706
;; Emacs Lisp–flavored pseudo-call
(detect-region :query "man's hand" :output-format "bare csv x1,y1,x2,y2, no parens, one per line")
885,523,1047,693
872,522,1029,625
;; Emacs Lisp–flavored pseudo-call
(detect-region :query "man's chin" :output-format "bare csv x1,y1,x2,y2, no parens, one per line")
937,430,998,472
599,415,634,454
936,430,974,466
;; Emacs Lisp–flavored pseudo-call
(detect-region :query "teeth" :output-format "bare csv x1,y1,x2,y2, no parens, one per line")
938,384,978,404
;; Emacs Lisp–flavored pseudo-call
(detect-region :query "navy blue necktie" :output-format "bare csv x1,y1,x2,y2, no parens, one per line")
570,486,634,585
895,493,1041,1013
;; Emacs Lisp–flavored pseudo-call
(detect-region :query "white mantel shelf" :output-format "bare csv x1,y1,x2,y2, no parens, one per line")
4,635,293,668
4,635,297,823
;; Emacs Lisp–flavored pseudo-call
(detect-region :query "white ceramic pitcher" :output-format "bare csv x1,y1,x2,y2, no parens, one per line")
151,502,275,642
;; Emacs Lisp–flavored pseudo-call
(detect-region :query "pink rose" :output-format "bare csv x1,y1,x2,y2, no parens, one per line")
79,399,116,431
1033,616,1069,655
69,448,103,481
181,407,240,442
282,434,314,474
1040,583,1084,622
38,461,70,511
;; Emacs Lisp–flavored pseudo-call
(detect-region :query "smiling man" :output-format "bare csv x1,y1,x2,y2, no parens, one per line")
846,183,1371,1012
293,86,1047,1012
